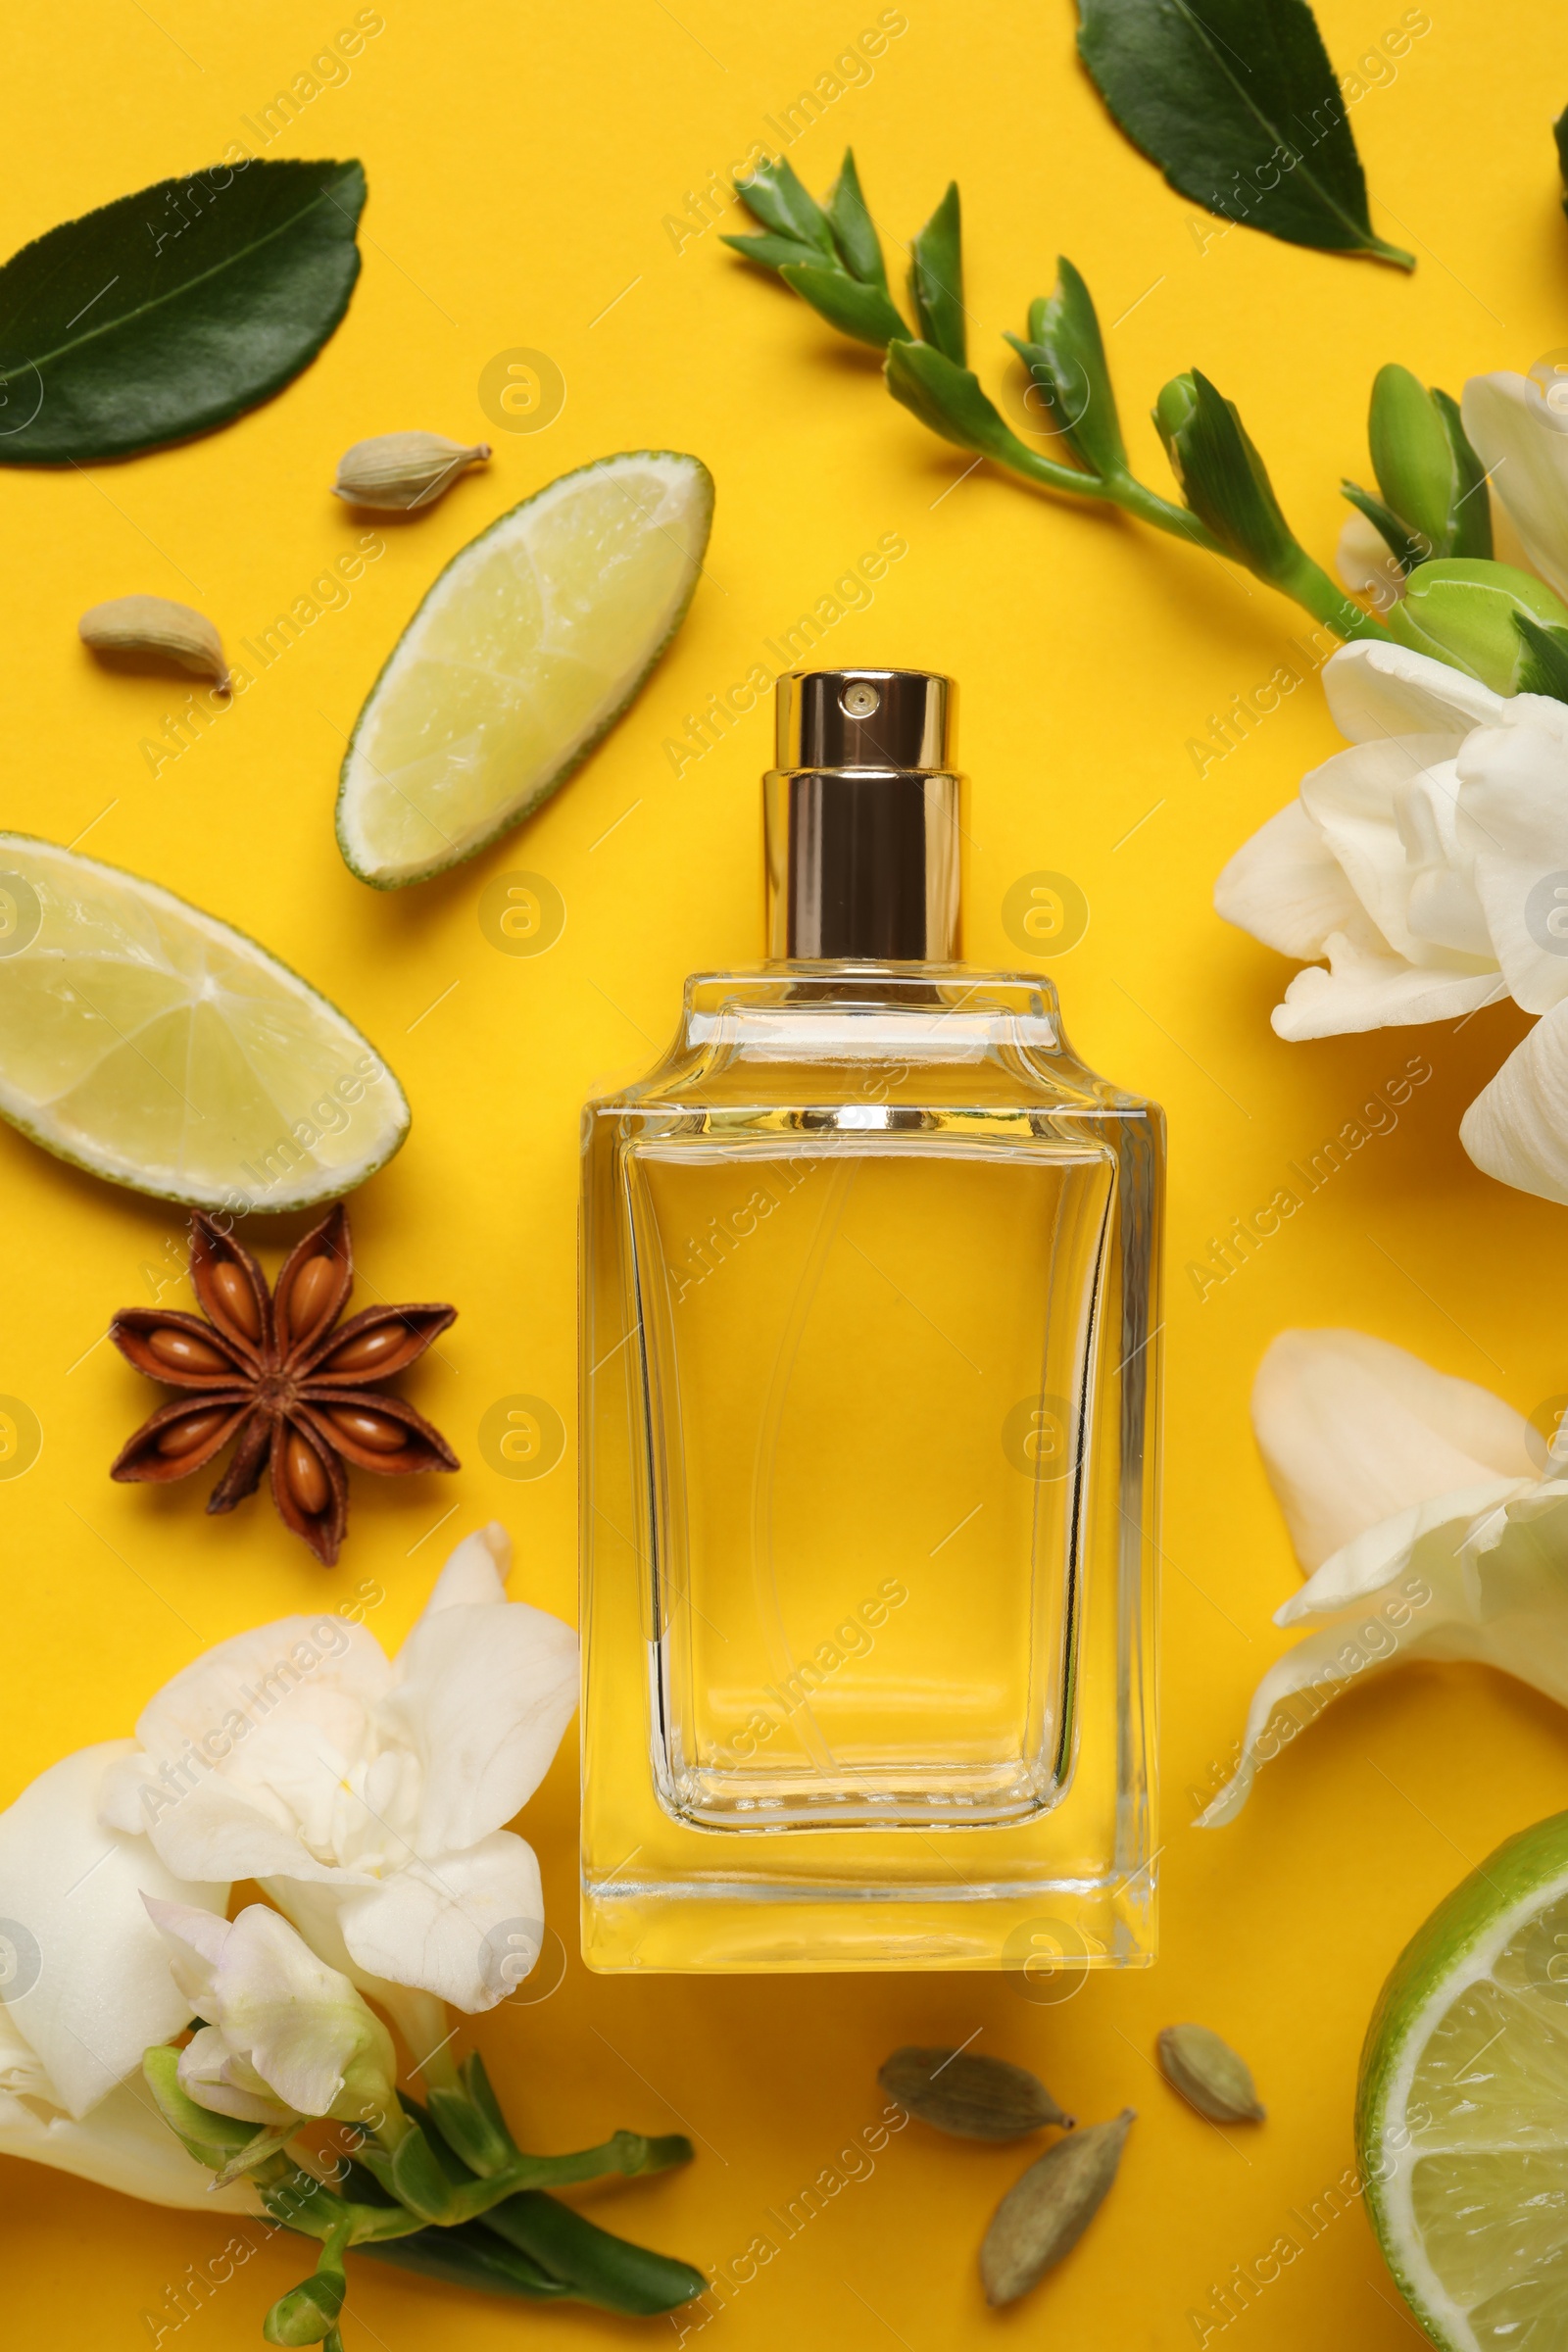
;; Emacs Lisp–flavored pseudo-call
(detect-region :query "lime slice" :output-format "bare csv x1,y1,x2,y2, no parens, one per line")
1359,1810,1568,2349
336,448,713,887
0,834,408,1209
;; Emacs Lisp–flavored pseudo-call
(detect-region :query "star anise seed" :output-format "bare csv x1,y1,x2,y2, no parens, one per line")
109,1204,459,1565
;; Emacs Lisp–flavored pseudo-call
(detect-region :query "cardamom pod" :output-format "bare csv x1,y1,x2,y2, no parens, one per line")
1157,2025,1265,2123
878,2046,1071,2139
331,431,491,511
980,2109,1134,2306
78,595,228,689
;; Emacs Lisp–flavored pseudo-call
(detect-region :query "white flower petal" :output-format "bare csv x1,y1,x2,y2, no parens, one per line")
0,1742,227,2119
176,2023,291,2126
1272,924,1497,1040
1213,800,1360,959
1320,637,1504,745
336,1833,544,2014
1461,1001,1568,1204
1456,696,1568,1013
0,2076,262,2212
1462,372,1568,602
1336,511,1407,606
1252,1328,1537,1570
1301,737,1496,967
1204,1481,1568,1825
386,1596,578,1856
412,1522,513,1619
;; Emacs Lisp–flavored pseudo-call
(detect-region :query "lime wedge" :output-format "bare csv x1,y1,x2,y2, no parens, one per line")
0,834,408,1209
336,448,713,887
1359,1811,1568,2349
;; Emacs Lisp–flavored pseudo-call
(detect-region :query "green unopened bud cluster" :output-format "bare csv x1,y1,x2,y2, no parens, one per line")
1343,364,1492,578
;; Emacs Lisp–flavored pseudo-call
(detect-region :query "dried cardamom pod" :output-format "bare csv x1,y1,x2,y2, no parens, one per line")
878,2046,1071,2139
1157,2025,1265,2123
331,430,491,510
78,595,228,689
980,2109,1134,2306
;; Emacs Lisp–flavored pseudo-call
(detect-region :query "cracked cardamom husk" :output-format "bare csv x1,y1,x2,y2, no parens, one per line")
980,2109,1134,2306
1157,2025,1264,2123
331,430,491,510
879,2046,1071,2140
78,594,228,688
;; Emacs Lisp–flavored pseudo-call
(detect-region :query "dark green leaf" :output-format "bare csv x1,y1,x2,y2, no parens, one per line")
778,263,906,349
356,2225,570,2301
733,157,834,254
1555,102,1568,208
907,182,965,365
826,149,890,289
1516,612,1568,704
1076,0,1413,267
1341,478,1425,572
0,158,365,464
719,230,828,274
480,2191,707,2317
886,340,1102,495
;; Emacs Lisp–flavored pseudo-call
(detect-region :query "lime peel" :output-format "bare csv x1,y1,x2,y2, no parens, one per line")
335,448,714,888
0,832,408,1211
1359,1809,1568,2350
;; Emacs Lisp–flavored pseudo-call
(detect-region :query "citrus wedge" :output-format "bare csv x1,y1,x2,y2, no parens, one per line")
336,448,713,887
0,834,408,1209
1359,1810,1568,2350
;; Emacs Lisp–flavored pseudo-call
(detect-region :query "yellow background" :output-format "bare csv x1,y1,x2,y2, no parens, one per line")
4,0,1568,2341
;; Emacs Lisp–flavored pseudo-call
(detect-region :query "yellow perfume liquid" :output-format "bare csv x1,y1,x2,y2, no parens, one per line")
580,668,1161,1973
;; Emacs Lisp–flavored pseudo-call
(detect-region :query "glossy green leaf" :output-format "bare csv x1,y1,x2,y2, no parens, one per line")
907,182,965,365
1076,0,1412,268
1555,101,1568,210
0,158,365,464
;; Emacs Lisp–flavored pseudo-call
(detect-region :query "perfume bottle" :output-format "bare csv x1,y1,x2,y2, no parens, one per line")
580,667,1162,1974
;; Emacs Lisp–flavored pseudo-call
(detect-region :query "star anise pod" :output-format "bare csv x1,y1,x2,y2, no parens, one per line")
109,1204,458,1565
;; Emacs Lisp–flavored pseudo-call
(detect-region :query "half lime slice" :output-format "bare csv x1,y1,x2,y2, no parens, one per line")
336,449,713,887
0,834,408,1209
1359,1810,1568,2349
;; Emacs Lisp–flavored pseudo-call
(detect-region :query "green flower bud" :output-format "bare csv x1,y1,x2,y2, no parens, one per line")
1385,559,1568,692
1154,370,1297,583
262,2274,346,2347
1354,364,1492,565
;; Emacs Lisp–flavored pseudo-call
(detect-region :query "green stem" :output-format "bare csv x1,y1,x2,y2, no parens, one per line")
1100,468,1223,550
1273,549,1390,640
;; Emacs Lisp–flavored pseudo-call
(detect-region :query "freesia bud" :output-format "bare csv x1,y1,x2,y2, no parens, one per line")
1343,365,1493,570
1003,259,1125,483
1154,370,1297,582
1385,559,1568,692
263,2267,346,2345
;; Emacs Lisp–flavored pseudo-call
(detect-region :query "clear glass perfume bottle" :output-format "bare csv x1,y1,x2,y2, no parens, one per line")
580,668,1162,1975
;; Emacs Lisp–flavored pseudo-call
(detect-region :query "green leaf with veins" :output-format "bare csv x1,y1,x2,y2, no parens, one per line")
1076,0,1412,267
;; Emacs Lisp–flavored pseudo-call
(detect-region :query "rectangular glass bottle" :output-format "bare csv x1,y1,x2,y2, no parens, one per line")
580,668,1162,1974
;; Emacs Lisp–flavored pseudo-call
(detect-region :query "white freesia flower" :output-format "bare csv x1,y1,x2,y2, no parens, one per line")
146,1900,400,2130
100,1526,578,2027
1200,1329,1568,1825
1217,366,1568,1204
0,1740,254,2211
